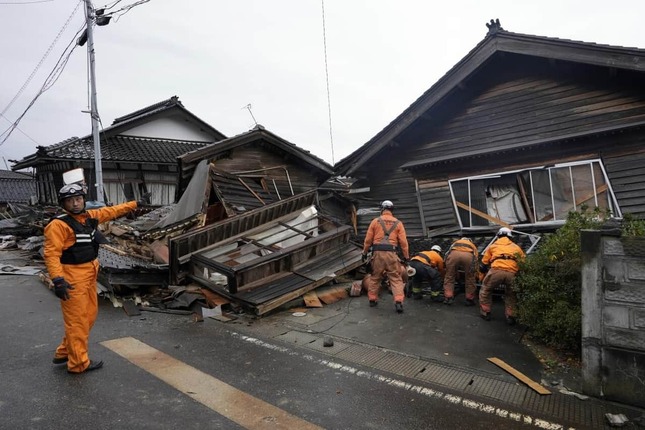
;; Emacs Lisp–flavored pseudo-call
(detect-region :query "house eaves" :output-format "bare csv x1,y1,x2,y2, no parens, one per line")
108,95,226,141
12,135,210,170
401,120,645,170
335,26,645,177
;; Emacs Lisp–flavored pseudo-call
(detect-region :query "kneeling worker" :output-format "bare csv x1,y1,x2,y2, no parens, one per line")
408,245,445,300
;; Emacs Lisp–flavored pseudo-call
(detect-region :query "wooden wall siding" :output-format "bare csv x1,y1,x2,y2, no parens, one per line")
417,181,457,232
409,64,645,162
354,150,422,239
181,143,321,200
603,152,645,217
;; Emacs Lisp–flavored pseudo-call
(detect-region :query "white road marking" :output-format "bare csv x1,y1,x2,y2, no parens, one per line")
232,332,575,430
101,337,323,430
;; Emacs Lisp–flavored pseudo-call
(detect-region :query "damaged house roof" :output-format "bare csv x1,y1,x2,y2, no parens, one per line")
335,24,645,177
333,21,645,239
177,125,334,199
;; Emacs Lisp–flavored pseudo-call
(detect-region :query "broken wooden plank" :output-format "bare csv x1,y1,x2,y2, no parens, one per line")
303,291,323,308
487,357,551,395
200,288,230,307
317,285,348,305
455,201,512,228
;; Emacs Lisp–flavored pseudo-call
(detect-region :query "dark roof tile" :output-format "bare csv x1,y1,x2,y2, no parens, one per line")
44,135,209,163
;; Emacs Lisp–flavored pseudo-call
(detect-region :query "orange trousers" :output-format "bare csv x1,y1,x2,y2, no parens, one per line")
443,250,477,300
479,268,518,318
54,260,100,373
365,251,405,303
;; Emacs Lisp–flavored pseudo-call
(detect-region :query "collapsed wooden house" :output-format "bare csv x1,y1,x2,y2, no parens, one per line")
168,191,362,315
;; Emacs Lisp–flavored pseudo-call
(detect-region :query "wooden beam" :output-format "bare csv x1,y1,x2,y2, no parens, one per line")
487,357,551,395
455,201,512,228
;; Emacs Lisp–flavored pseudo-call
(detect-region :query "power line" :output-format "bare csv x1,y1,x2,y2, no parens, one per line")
0,24,86,146
321,0,335,165
1,1,82,117
0,113,39,144
0,0,54,4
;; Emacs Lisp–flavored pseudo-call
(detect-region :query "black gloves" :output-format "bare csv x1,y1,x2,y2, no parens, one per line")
137,192,152,206
52,277,74,301
361,253,368,263
480,264,490,274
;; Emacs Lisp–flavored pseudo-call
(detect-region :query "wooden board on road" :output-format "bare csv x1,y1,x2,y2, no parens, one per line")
487,357,551,395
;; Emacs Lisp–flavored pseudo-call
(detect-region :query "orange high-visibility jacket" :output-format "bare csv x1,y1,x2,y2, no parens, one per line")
411,250,445,275
44,201,137,279
362,210,409,259
482,236,525,273
449,238,479,258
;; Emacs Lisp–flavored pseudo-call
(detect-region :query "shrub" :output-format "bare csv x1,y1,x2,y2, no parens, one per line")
515,208,608,353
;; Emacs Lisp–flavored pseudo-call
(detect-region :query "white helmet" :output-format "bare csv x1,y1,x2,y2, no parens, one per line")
497,227,513,237
380,200,394,211
431,245,442,253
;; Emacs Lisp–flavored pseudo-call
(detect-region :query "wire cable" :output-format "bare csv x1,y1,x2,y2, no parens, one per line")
1,0,82,117
321,0,335,165
0,24,86,146
0,113,39,144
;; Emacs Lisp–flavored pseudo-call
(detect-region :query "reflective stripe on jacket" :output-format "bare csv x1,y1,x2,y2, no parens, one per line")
44,201,138,279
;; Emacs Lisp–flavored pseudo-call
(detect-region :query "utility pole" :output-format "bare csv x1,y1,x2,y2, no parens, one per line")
83,0,104,203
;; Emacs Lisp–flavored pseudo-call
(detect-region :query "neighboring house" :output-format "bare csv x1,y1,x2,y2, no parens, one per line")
176,124,334,208
0,170,36,208
11,96,226,205
335,20,645,239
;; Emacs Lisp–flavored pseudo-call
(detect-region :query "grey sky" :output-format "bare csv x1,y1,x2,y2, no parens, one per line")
1,0,643,169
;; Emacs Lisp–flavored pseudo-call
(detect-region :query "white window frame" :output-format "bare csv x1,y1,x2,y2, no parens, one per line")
448,159,621,230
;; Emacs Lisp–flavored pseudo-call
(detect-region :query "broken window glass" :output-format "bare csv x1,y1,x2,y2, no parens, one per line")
449,159,619,229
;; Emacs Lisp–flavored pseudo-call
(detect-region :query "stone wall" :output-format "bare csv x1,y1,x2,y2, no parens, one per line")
581,230,645,408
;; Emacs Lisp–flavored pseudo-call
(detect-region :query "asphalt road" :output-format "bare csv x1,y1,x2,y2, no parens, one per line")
0,272,559,430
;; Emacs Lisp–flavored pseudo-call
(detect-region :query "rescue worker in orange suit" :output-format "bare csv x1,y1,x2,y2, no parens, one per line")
408,245,445,300
442,237,479,306
362,200,409,313
44,184,149,373
479,227,526,324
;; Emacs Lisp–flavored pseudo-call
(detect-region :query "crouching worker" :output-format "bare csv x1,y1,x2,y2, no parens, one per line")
44,184,149,374
362,200,409,313
408,245,444,300
479,227,525,324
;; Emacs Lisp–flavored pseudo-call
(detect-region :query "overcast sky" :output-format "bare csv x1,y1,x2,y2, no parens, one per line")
1,0,644,170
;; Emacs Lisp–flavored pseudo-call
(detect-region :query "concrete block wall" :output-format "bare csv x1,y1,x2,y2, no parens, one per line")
581,230,645,408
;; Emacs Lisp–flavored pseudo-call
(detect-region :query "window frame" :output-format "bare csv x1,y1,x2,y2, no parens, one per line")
448,159,621,230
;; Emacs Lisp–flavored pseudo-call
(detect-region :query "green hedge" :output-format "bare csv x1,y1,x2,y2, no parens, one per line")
515,209,608,353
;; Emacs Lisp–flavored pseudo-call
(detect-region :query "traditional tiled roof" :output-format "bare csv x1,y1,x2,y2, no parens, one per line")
0,170,36,203
111,96,183,125
11,96,225,170
0,170,33,180
41,135,209,164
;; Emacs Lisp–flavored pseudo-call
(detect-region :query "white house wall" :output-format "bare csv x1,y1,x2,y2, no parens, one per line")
121,116,216,142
